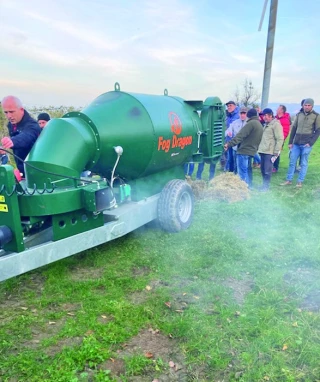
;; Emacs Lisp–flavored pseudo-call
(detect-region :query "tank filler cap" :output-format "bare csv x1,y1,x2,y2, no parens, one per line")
164,89,168,96
114,82,120,91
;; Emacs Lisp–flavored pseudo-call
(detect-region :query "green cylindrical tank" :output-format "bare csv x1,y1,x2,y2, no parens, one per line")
84,90,199,179
26,85,203,187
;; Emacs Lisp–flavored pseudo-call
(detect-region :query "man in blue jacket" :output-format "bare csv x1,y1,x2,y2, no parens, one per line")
1,96,41,177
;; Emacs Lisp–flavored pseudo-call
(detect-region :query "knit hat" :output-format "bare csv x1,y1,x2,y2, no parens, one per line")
246,108,258,118
261,108,273,115
303,98,314,107
37,112,51,122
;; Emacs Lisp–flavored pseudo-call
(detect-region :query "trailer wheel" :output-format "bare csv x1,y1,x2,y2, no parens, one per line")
158,179,194,233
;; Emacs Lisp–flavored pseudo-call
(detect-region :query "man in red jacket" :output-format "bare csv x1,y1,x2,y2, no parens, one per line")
273,105,291,172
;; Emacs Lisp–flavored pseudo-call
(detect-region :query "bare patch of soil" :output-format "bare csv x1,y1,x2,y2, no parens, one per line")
0,273,46,310
300,290,320,311
0,275,48,327
132,266,150,277
60,302,82,312
172,276,199,290
121,329,180,360
99,329,192,381
68,266,104,281
23,273,47,292
128,291,149,305
97,313,114,325
222,276,254,305
92,284,107,295
21,313,83,357
284,268,320,311
0,316,74,357
45,336,83,357
128,280,169,305
284,268,320,285
25,317,68,349
129,276,215,314
20,303,80,350
0,295,25,311
98,358,126,376
149,279,170,289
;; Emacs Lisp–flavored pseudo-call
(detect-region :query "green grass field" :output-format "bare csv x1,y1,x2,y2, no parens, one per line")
1,143,320,382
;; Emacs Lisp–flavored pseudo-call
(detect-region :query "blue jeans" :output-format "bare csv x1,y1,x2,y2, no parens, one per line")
236,154,253,187
286,144,312,182
225,147,234,172
196,162,216,180
233,150,238,174
184,162,194,176
253,153,261,165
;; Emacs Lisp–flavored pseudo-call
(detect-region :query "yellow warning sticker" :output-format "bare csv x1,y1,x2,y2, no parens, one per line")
0,204,8,212
0,195,5,202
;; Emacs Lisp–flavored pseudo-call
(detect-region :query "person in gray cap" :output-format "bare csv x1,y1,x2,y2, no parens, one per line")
281,98,320,188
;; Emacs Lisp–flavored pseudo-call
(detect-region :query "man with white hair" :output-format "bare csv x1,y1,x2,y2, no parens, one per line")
0,96,41,177
281,98,320,187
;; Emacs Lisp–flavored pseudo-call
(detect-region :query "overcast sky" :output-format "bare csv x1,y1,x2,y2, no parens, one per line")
0,0,319,108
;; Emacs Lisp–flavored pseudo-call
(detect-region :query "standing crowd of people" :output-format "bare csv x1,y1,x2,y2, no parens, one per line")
186,98,320,191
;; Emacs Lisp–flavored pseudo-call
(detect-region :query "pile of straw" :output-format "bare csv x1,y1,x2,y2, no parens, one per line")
188,173,250,203
187,179,207,199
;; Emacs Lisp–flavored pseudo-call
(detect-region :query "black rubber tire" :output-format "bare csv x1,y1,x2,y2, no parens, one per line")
157,179,194,233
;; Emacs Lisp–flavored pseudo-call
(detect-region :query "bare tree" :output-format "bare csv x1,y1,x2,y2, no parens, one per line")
29,105,80,119
233,86,241,106
231,78,260,107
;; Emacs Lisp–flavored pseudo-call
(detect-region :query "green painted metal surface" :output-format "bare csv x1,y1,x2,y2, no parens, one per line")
26,116,98,188
80,90,201,179
19,188,83,216
52,209,104,241
130,166,185,201
199,97,226,163
18,182,110,217
25,85,217,187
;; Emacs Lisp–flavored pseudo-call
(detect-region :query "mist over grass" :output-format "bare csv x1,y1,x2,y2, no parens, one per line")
1,142,320,381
